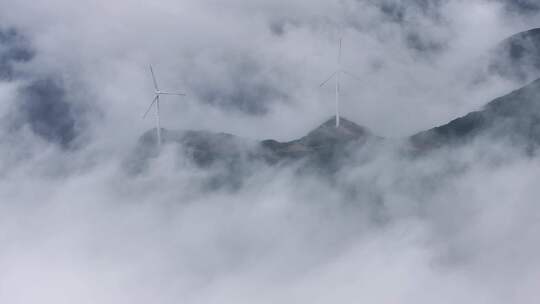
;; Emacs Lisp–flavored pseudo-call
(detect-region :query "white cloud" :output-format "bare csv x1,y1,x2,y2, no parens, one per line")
0,1,540,303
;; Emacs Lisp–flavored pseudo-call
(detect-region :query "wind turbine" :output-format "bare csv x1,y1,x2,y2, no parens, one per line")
319,38,361,128
143,65,185,148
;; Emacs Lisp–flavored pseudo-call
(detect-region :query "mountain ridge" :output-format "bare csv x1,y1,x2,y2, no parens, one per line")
131,28,540,172
132,76,540,172
411,77,540,151
490,27,540,81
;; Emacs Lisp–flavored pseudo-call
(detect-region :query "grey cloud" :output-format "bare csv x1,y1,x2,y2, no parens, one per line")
1,1,540,303
0,27,93,149
405,31,447,55
0,27,34,81
334,0,451,59
13,78,78,148
269,20,288,36
375,0,445,23
500,0,540,13
189,56,289,115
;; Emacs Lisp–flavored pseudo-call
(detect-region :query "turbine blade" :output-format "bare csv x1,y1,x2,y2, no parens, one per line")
149,64,159,91
143,96,158,119
319,71,339,87
342,70,362,81
158,92,186,96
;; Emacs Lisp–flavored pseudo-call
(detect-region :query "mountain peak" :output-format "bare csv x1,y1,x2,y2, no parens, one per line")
258,117,375,168
304,116,371,143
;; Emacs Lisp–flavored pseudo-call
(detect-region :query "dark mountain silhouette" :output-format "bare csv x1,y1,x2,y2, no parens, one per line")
130,117,377,172
490,28,540,81
261,117,377,163
131,77,540,173
131,29,540,173
133,75,540,172
131,128,258,169
411,78,540,151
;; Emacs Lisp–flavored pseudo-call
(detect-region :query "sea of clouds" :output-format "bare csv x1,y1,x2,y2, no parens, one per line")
1,0,540,303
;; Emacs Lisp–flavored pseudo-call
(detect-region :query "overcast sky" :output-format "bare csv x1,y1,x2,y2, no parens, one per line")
1,1,540,303
1,0,540,142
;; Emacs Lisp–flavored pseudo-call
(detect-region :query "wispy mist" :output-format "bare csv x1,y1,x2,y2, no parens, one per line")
1,0,540,303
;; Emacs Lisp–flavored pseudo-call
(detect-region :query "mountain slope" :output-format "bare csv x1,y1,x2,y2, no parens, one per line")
131,29,540,171
490,28,540,81
130,117,378,173
261,117,377,163
411,78,540,150
132,77,540,170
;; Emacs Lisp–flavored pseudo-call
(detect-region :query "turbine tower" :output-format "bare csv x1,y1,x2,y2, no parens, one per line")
143,65,185,148
319,38,361,128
